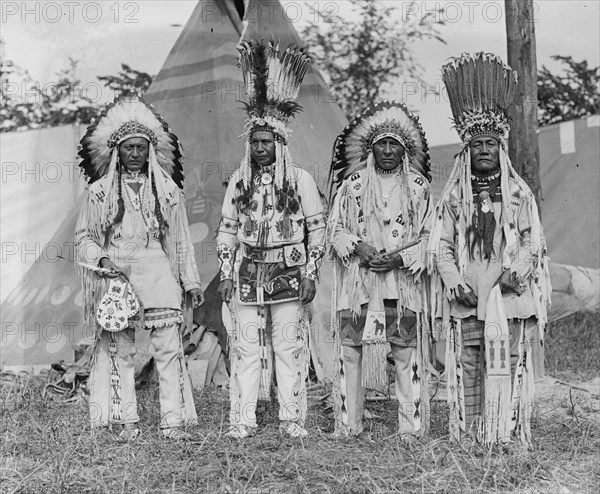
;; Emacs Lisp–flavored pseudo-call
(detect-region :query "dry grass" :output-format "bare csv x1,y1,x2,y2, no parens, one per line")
1,311,599,493
545,311,600,383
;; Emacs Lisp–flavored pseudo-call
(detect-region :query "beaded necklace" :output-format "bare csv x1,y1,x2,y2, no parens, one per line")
376,171,402,225
123,172,145,211
471,169,501,185
374,164,400,175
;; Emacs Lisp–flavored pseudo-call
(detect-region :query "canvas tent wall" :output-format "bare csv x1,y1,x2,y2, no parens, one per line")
1,125,84,300
1,125,86,372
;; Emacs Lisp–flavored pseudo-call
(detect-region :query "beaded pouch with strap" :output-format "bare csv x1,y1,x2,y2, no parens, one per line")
96,279,141,332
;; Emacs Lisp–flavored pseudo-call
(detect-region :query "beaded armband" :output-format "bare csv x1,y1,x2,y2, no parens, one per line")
304,245,326,282
305,212,326,233
217,244,235,281
218,217,238,236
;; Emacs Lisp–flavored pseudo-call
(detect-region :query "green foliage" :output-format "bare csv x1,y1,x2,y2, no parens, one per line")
97,63,153,96
37,58,100,127
1,40,153,132
1,40,39,131
538,56,600,126
302,0,445,118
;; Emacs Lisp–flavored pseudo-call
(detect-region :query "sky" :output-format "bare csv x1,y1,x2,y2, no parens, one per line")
2,0,599,145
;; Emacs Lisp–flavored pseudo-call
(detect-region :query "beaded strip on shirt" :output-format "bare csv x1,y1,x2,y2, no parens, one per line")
121,173,160,240
122,172,146,211
376,173,401,225
377,174,401,201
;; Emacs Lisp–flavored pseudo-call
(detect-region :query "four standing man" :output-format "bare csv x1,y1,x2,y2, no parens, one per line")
76,45,548,446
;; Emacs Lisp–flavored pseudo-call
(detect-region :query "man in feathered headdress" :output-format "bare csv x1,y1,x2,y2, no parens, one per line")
428,53,551,446
328,101,433,438
216,40,326,439
75,92,203,441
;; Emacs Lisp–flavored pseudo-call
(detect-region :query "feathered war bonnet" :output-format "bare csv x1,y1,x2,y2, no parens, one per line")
429,53,545,282
235,39,313,242
329,100,431,193
78,91,185,243
328,101,431,239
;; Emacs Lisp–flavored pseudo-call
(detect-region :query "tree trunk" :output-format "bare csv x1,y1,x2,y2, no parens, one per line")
505,0,544,380
505,0,542,215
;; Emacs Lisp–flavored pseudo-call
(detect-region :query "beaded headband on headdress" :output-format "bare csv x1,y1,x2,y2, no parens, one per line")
107,121,158,149
443,52,518,144
237,40,313,143
369,122,410,148
329,100,431,192
78,92,184,187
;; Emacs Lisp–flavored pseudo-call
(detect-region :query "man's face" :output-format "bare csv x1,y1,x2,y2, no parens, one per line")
250,131,276,167
469,136,500,176
119,137,149,173
372,137,405,171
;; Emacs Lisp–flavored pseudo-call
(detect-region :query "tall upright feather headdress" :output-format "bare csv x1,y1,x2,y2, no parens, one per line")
442,52,518,144
234,40,314,244
428,53,551,447
237,40,313,143
329,100,431,195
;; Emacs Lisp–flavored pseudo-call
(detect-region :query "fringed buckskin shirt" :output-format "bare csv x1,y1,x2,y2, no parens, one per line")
75,172,201,321
328,169,433,315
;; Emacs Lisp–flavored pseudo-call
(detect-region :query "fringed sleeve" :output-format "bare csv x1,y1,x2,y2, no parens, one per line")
327,181,361,265
171,188,202,292
75,185,108,267
327,179,364,315
435,198,470,297
507,193,538,282
74,185,110,330
512,189,552,329
400,184,433,277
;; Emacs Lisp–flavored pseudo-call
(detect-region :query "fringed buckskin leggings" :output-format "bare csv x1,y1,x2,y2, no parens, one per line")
89,313,197,429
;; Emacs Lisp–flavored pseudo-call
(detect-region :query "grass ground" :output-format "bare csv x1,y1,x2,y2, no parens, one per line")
1,311,598,494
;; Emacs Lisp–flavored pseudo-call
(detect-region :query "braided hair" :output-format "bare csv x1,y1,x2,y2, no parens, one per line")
114,163,126,226
103,162,126,249
151,175,168,252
